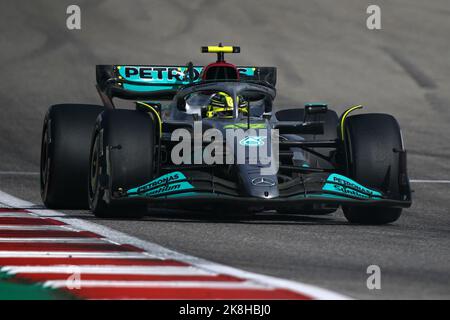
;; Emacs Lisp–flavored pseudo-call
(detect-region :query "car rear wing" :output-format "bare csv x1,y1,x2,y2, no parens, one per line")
96,65,277,104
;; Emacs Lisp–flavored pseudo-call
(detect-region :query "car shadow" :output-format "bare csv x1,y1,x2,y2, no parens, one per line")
139,208,349,226
19,204,385,227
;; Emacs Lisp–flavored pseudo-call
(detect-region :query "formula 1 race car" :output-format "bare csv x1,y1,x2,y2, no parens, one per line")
40,45,412,224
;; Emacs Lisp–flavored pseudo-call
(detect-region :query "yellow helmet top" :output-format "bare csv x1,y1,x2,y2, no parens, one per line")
206,92,249,118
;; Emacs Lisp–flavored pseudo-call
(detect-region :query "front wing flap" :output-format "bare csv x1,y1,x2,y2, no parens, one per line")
113,171,411,209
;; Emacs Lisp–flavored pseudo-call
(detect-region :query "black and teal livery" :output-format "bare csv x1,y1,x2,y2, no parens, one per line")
125,171,384,202
41,45,411,225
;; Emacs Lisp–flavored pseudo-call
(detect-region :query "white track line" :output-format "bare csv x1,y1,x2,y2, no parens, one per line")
2,265,214,276
409,179,450,183
0,189,349,300
0,171,39,176
42,280,268,290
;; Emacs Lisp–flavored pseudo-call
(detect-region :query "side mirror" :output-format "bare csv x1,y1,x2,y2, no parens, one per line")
304,103,328,122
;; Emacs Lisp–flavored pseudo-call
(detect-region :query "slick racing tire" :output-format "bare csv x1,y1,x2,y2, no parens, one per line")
342,113,404,225
40,104,105,209
88,109,156,218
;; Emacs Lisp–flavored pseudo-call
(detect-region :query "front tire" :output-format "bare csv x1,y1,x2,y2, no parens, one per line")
88,109,156,218
40,104,105,209
342,113,404,225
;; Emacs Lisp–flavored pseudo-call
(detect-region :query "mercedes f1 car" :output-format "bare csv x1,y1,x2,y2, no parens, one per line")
40,45,412,224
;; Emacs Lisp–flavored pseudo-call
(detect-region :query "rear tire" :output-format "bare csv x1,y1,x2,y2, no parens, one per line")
342,113,404,225
88,109,156,218
40,104,105,209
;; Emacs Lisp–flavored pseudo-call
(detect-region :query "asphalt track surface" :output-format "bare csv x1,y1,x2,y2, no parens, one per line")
0,0,449,299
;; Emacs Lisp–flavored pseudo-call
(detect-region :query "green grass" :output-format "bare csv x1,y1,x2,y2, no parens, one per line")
0,272,76,300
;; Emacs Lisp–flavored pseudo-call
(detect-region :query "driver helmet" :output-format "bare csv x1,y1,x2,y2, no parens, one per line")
205,92,249,118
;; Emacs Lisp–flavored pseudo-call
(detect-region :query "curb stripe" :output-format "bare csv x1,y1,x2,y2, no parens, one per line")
66,288,309,300
0,230,100,238
0,242,143,252
0,226,76,231
42,280,268,289
0,238,107,243
14,273,242,282
0,213,37,218
2,266,215,276
0,209,28,213
0,251,152,258
0,257,185,266
0,191,349,300
0,217,66,226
